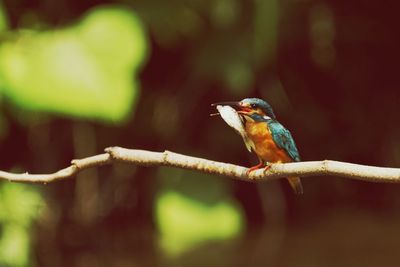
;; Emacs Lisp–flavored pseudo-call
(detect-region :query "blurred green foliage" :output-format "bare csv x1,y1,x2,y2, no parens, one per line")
0,183,43,267
0,2,7,32
0,6,147,122
0,4,148,266
156,189,244,256
155,168,245,256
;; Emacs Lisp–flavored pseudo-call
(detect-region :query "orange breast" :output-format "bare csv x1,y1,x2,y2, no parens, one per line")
245,121,292,163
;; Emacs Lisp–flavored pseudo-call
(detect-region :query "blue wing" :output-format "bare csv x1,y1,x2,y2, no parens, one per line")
267,121,301,162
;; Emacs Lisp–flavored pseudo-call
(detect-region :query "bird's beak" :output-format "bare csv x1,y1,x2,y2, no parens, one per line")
211,101,242,109
211,101,252,115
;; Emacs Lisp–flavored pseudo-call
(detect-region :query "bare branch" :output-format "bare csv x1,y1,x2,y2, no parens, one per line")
0,147,400,183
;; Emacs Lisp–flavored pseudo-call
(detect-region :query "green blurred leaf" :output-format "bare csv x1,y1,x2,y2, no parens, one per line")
0,183,43,224
0,183,44,267
0,6,148,122
253,0,279,64
225,60,253,95
154,167,244,256
0,2,8,32
155,189,244,256
210,0,240,29
0,225,30,267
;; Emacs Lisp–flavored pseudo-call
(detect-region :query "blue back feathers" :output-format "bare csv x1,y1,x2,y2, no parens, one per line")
267,120,301,162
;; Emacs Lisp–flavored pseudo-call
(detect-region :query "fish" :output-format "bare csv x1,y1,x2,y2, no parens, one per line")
214,105,255,152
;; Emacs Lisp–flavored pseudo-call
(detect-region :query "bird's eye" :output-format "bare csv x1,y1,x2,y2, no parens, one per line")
250,103,257,108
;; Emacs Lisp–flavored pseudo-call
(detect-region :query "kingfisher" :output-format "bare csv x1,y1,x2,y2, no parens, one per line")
213,98,303,194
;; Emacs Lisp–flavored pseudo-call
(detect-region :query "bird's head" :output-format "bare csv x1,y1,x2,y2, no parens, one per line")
212,98,276,121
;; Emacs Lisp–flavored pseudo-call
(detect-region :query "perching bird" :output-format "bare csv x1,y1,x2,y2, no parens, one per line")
212,98,303,194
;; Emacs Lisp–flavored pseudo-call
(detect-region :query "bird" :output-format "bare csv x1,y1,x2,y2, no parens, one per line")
212,98,303,194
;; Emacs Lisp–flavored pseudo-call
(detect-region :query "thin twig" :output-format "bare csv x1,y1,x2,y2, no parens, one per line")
0,147,399,183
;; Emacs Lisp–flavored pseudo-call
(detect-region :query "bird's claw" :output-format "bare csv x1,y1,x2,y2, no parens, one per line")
263,163,272,174
246,162,263,176
246,162,273,178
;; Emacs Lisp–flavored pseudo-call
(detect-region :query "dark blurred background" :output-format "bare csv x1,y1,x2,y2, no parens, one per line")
0,0,400,266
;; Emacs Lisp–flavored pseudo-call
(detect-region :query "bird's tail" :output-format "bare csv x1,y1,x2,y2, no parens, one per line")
287,177,303,194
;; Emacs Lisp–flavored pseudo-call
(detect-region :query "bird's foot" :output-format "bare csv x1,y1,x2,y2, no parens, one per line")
263,162,272,174
246,162,264,176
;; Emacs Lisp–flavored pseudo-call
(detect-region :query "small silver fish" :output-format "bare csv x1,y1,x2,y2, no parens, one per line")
216,105,255,152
